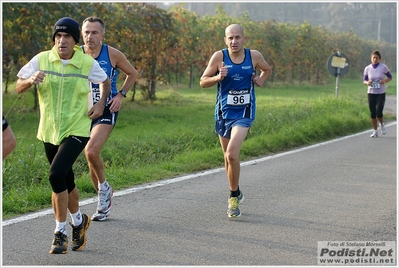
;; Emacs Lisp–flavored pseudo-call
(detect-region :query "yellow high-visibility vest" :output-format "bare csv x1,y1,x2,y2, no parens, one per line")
37,45,94,145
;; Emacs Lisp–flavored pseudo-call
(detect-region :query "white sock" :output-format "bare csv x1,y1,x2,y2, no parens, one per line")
70,209,82,227
55,221,67,235
98,180,109,192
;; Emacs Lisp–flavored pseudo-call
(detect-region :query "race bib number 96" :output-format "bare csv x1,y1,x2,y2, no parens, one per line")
227,89,250,106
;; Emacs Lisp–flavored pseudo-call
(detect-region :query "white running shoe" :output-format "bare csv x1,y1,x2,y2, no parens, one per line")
370,130,378,138
91,210,111,221
380,124,387,135
96,185,113,214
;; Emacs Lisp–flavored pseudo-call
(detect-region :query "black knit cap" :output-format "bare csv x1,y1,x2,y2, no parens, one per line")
52,17,80,43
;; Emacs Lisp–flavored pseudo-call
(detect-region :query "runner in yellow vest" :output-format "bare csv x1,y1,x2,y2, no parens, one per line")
16,17,110,254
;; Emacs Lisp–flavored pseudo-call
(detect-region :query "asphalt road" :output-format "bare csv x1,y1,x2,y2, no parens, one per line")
2,122,397,266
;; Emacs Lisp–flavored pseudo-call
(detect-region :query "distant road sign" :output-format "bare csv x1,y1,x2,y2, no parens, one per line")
326,52,349,97
327,51,349,77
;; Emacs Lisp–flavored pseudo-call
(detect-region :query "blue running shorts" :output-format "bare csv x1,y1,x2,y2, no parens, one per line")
215,118,253,139
91,106,118,130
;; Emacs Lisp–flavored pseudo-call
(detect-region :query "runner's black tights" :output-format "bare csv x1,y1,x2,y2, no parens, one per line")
43,136,89,193
368,93,385,119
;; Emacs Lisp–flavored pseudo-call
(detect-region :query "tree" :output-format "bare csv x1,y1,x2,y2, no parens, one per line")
2,2,396,108
122,3,173,100
168,4,202,87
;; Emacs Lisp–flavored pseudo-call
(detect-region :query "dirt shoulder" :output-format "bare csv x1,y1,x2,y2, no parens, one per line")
385,95,397,117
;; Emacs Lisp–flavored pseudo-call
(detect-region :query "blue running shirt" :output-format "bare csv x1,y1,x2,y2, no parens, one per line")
82,44,119,106
215,48,255,120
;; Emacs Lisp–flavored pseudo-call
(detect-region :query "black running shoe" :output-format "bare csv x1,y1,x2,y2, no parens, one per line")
70,214,91,251
49,232,68,254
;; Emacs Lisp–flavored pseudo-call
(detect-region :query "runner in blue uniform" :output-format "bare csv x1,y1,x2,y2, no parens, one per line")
81,17,138,221
200,24,272,218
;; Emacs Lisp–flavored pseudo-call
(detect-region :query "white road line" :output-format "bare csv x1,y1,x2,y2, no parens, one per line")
2,122,396,227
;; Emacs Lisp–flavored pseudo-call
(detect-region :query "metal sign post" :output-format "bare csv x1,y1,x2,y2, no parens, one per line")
335,66,340,97
326,51,349,97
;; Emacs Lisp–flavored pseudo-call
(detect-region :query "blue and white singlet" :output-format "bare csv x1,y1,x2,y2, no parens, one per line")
215,48,255,120
82,44,119,106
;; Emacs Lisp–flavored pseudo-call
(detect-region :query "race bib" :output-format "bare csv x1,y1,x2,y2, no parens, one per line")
91,87,101,105
371,81,381,89
227,89,250,106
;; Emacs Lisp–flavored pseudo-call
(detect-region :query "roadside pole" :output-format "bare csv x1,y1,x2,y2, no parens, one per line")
326,51,349,97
